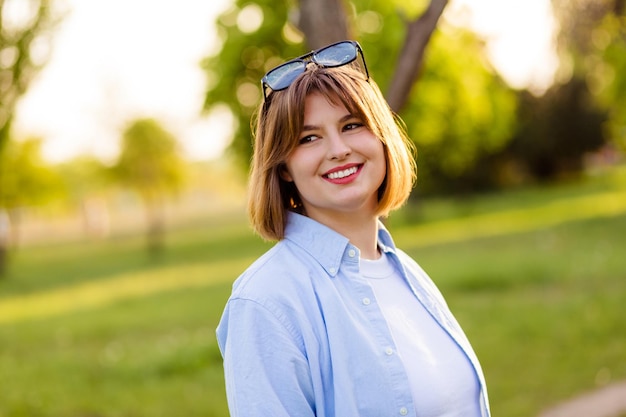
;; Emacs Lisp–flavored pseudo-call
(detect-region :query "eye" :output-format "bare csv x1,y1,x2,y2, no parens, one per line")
298,134,320,145
343,121,364,131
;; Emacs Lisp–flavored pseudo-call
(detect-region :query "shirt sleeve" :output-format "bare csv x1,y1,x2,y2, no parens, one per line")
217,297,316,417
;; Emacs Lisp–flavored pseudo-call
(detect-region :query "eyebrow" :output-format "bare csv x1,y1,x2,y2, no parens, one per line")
301,113,356,132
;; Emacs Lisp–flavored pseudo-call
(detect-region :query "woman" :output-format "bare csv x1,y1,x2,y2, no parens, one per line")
216,40,490,417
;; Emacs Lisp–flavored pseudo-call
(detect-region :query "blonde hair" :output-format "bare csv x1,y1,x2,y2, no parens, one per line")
248,64,416,241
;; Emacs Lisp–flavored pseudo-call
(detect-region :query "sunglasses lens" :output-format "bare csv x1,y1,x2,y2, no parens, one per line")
262,41,367,102
314,42,357,67
264,60,306,91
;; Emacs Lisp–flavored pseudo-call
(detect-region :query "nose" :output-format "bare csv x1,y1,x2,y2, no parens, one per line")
327,132,351,160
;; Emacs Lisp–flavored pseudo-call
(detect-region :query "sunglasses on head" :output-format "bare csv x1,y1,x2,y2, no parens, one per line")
261,40,369,102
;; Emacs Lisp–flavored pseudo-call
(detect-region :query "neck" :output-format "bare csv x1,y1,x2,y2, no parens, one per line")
308,210,380,260
347,220,380,260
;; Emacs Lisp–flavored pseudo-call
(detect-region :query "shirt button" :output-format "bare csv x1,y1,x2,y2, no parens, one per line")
329,267,336,274
399,407,408,416
362,297,371,305
385,347,393,356
348,249,356,257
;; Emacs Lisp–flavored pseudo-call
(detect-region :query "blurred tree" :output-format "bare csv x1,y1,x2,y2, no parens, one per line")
507,0,626,180
111,118,186,256
0,0,61,153
1,0,62,272
552,0,623,65
595,12,626,153
58,156,111,239
508,78,607,180
0,137,62,273
202,0,449,168
58,156,109,204
297,0,350,48
555,0,626,154
402,27,517,194
451,0,626,186
554,0,626,140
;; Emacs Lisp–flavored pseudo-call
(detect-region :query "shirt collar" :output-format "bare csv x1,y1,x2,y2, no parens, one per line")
376,220,397,254
284,212,398,277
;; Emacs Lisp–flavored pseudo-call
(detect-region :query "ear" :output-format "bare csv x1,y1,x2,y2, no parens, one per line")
280,165,294,182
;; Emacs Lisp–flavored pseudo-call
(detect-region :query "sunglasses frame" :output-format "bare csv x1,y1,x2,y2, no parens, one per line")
261,40,370,102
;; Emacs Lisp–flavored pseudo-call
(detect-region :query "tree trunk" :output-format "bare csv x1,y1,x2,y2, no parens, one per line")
0,209,8,276
297,0,351,50
144,197,165,258
386,0,449,113
296,0,449,113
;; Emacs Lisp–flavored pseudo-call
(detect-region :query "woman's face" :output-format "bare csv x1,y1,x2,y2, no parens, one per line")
281,91,386,223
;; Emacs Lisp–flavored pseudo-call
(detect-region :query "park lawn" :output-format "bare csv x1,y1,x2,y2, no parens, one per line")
0,168,625,417
407,214,626,417
0,283,233,417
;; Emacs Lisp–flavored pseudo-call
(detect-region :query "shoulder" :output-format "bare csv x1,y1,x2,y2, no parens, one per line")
218,239,320,347
393,247,449,304
393,247,425,274
230,239,314,302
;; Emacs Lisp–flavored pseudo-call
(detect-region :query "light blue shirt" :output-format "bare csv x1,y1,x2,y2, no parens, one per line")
216,212,490,417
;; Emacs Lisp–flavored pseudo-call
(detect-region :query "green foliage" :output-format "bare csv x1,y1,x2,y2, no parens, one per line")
550,0,626,152
0,0,62,152
587,13,626,152
492,0,625,185
0,138,63,272
201,0,517,191
57,156,110,203
388,0,429,19
111,118,186,203
0,138,63,209
401,27,517,193
509,78,607,180
110,118,188,255
201,0,305,167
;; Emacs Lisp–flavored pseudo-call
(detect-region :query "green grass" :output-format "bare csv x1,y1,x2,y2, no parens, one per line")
1,167,625,417
0,285,231,416
405,215,626,417
0,212,268,298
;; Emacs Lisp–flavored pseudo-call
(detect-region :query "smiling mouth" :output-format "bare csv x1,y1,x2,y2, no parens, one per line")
324,165,361,180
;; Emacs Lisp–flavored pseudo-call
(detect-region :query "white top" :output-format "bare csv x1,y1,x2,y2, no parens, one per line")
360,251,482,417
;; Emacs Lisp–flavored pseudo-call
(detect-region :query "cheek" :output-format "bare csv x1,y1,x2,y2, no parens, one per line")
378,161,387,185
281,147,303,183
376,144,388,184
374,141,386,166
284,148,318,181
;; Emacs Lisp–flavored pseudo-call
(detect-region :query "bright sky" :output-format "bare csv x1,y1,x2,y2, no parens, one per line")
13,0,233,163
12,0,558,163
448,0,559,92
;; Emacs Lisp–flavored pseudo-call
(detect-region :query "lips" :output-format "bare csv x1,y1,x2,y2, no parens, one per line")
327,166,358,179
323,163,362,182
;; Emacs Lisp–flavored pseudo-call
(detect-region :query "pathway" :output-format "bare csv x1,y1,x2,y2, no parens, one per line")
537,381,626,417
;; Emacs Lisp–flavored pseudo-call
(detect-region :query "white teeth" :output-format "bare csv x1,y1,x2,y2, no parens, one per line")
327,166,358,179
